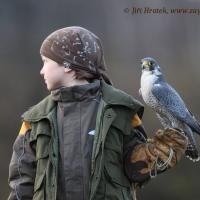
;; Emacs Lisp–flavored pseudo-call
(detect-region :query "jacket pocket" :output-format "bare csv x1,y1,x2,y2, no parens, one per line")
104,161,130,188
33,134,50,199
35,134,50,161
104,125,130,187
104,164,133,200
33,170,46,199
103,142,133,199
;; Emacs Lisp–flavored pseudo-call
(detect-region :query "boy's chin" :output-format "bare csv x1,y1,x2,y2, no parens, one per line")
47,84,61,91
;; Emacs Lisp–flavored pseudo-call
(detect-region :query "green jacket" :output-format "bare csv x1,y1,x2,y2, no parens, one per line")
8,80,144,200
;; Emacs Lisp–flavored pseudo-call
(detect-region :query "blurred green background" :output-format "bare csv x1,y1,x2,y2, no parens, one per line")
1,0,200,199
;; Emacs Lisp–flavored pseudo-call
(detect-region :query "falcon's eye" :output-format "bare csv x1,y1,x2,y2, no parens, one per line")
149,61,153,66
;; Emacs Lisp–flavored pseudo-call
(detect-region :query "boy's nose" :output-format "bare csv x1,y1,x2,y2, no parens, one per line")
40,68,44,76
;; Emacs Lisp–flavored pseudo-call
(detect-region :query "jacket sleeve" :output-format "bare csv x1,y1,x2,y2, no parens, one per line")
8,127,36,200
123,114,151,186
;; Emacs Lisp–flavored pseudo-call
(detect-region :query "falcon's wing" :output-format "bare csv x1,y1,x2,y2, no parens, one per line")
152,82,200,133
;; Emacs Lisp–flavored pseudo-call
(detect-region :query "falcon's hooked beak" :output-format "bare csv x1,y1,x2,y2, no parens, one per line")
141,60,153,71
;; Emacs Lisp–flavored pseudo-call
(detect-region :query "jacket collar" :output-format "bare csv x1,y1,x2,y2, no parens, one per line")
51,80,101,102
22,80,143,122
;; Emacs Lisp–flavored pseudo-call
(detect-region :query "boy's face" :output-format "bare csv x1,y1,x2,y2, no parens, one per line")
40,56,67,91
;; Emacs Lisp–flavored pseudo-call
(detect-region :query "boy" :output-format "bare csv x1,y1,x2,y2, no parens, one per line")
8,26,187,200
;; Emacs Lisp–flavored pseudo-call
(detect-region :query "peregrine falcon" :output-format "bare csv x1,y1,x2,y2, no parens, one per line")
140,57,200,162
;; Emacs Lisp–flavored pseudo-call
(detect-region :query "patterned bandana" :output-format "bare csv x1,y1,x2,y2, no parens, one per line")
40,26,112,84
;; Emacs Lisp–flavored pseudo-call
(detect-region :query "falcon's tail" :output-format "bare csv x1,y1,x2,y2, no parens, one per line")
183,127,200,162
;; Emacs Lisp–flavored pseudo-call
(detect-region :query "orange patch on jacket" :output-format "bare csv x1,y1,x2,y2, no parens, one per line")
19,121,31,135
131,114,142,127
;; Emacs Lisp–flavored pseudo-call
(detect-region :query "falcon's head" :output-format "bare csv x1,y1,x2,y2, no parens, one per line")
141,57,161,74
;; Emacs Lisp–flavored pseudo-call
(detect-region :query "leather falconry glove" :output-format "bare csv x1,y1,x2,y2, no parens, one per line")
128,128,188,184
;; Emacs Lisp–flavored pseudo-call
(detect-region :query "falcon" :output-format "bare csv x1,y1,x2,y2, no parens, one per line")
140,57,200,162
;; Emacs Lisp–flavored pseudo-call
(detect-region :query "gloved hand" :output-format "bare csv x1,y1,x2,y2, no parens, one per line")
129,128,188,182
146,128,188,169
